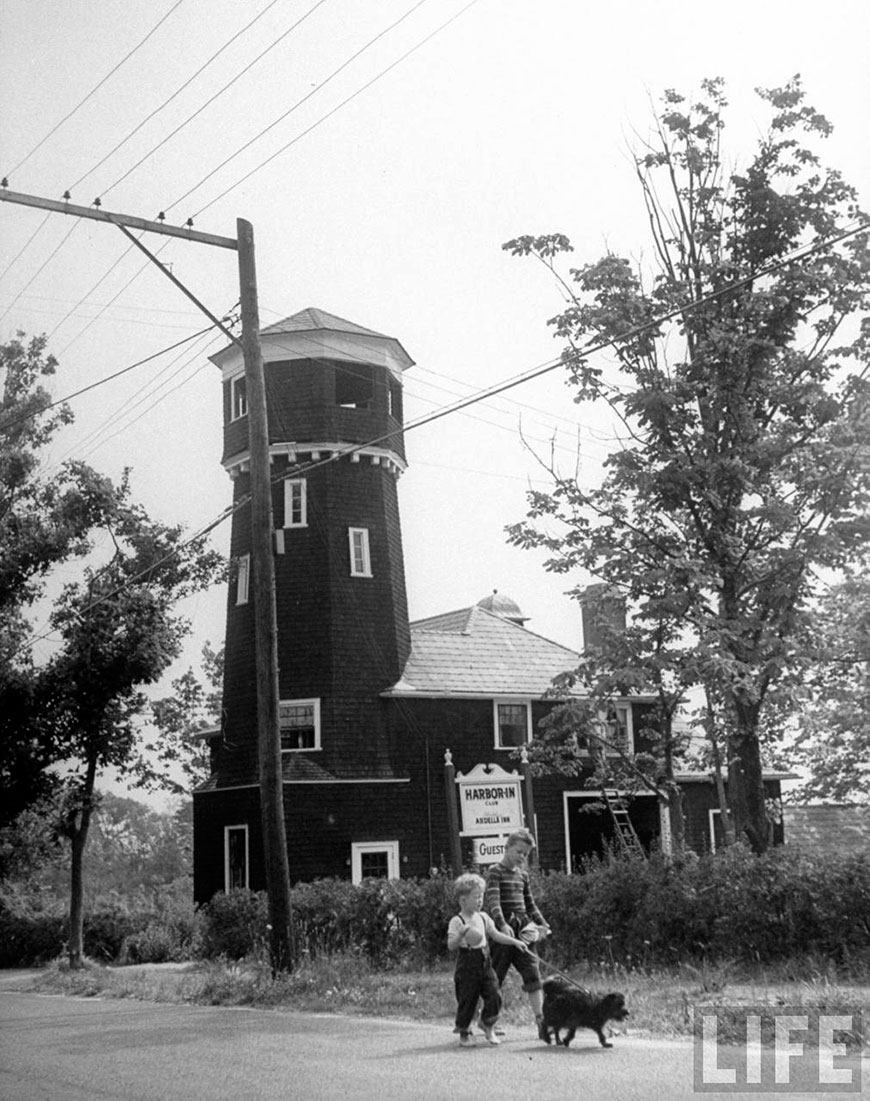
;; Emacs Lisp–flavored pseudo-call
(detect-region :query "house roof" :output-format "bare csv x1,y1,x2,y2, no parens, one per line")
383,604,580,697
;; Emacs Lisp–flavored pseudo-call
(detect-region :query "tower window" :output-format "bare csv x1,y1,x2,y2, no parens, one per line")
388,379,402,421
230,375,247,420
335,364,373,409
348,527,372,577
279,699,321,751
283,478,307,527
235,554,250,605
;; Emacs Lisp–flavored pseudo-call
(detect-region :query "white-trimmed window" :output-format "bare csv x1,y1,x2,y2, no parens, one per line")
351,841,399,884
230,375,247,421
235,554,250,605
575,704,633,756
224,825,249,891
348,527,372,577
283,478,307,528
610,704,632,754
708,808,726,853
494,700,532,748
279,698,321,751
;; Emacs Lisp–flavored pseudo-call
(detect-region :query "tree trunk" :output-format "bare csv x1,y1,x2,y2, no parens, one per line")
704,690,736,848
727,727,769,853
67,756,97,969
662,713,686,853
718,581,769,852
667,784,686,853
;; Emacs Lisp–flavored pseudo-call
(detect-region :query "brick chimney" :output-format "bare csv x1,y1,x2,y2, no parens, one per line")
579,583,626,653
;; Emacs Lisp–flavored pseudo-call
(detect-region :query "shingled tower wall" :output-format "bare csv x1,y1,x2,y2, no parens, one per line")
194,309,414,896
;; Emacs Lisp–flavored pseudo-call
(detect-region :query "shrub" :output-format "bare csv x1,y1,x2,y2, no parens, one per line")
197,889,268,960
0,887,66,965
535,845,870,970
6,847,870,971
291,878,355,958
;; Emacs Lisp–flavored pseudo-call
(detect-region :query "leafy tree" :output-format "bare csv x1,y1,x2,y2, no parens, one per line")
148,643,224,789
0,791,192,898
43,491,223,966
0,333,116,823
505,77,870,851
790,570,870,802
522,611,693,852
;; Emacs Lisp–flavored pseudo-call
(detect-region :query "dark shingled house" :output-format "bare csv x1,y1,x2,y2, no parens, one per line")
193,309,787,901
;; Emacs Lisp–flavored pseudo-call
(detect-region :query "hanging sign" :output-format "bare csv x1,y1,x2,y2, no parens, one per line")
456,762,524,837
470,836,508,865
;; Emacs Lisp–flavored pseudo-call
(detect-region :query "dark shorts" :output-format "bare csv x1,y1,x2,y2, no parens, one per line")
490,940,542,993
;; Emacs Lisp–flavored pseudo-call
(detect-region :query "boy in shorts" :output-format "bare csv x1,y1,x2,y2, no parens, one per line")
484,828,552,1040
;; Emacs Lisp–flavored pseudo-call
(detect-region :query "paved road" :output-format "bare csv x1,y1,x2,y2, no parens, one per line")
1,988,865,1100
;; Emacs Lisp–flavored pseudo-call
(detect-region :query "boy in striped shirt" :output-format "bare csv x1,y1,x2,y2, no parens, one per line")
484,828,552,1040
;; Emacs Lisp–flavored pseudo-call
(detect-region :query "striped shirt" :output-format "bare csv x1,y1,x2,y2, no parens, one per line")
483,861,544,934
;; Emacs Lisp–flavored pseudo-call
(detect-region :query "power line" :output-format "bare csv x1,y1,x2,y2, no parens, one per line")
100,0,330,202
18,2,322,349
9,293,200,318
0,212,51,285
48,235,167,346
65,0,284,197
1,322,221,433
0,220,81,327
3,0,187,180
17,217,869,650
2,301,199,329
166,0,432,216
192,0,480,218
70,333,224,466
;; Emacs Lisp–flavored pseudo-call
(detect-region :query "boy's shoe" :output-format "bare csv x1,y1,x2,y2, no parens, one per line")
459,1032,474,1047
483,1026,500,1046
493,1025,505,1037
536,1016,549,1042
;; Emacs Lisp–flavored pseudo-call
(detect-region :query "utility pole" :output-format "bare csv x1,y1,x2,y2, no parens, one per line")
236,218,294,971
0,189,295,970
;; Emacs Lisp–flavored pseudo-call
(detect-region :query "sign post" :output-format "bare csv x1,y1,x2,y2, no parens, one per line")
443,749,463,876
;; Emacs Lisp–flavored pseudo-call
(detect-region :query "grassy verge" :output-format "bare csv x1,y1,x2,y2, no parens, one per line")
18,955,870,1048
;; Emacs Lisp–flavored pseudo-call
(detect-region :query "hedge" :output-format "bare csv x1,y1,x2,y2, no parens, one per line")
3,845,870,969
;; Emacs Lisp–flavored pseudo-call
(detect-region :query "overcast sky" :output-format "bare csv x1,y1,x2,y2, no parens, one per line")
2,0,869,685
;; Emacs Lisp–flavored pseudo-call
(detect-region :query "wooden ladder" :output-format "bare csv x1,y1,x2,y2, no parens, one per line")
601,788,645,858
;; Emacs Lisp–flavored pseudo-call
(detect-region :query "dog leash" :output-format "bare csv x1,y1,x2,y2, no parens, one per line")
525,950,591,995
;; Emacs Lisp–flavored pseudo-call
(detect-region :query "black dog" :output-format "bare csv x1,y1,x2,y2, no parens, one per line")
541,976,629,1048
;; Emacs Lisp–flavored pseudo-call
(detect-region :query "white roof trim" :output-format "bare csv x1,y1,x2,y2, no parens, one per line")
223,440,407,478
212,330,413,382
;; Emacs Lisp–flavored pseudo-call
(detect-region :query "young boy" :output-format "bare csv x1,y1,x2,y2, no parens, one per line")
484,828,552,1041
447,872,529,1046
